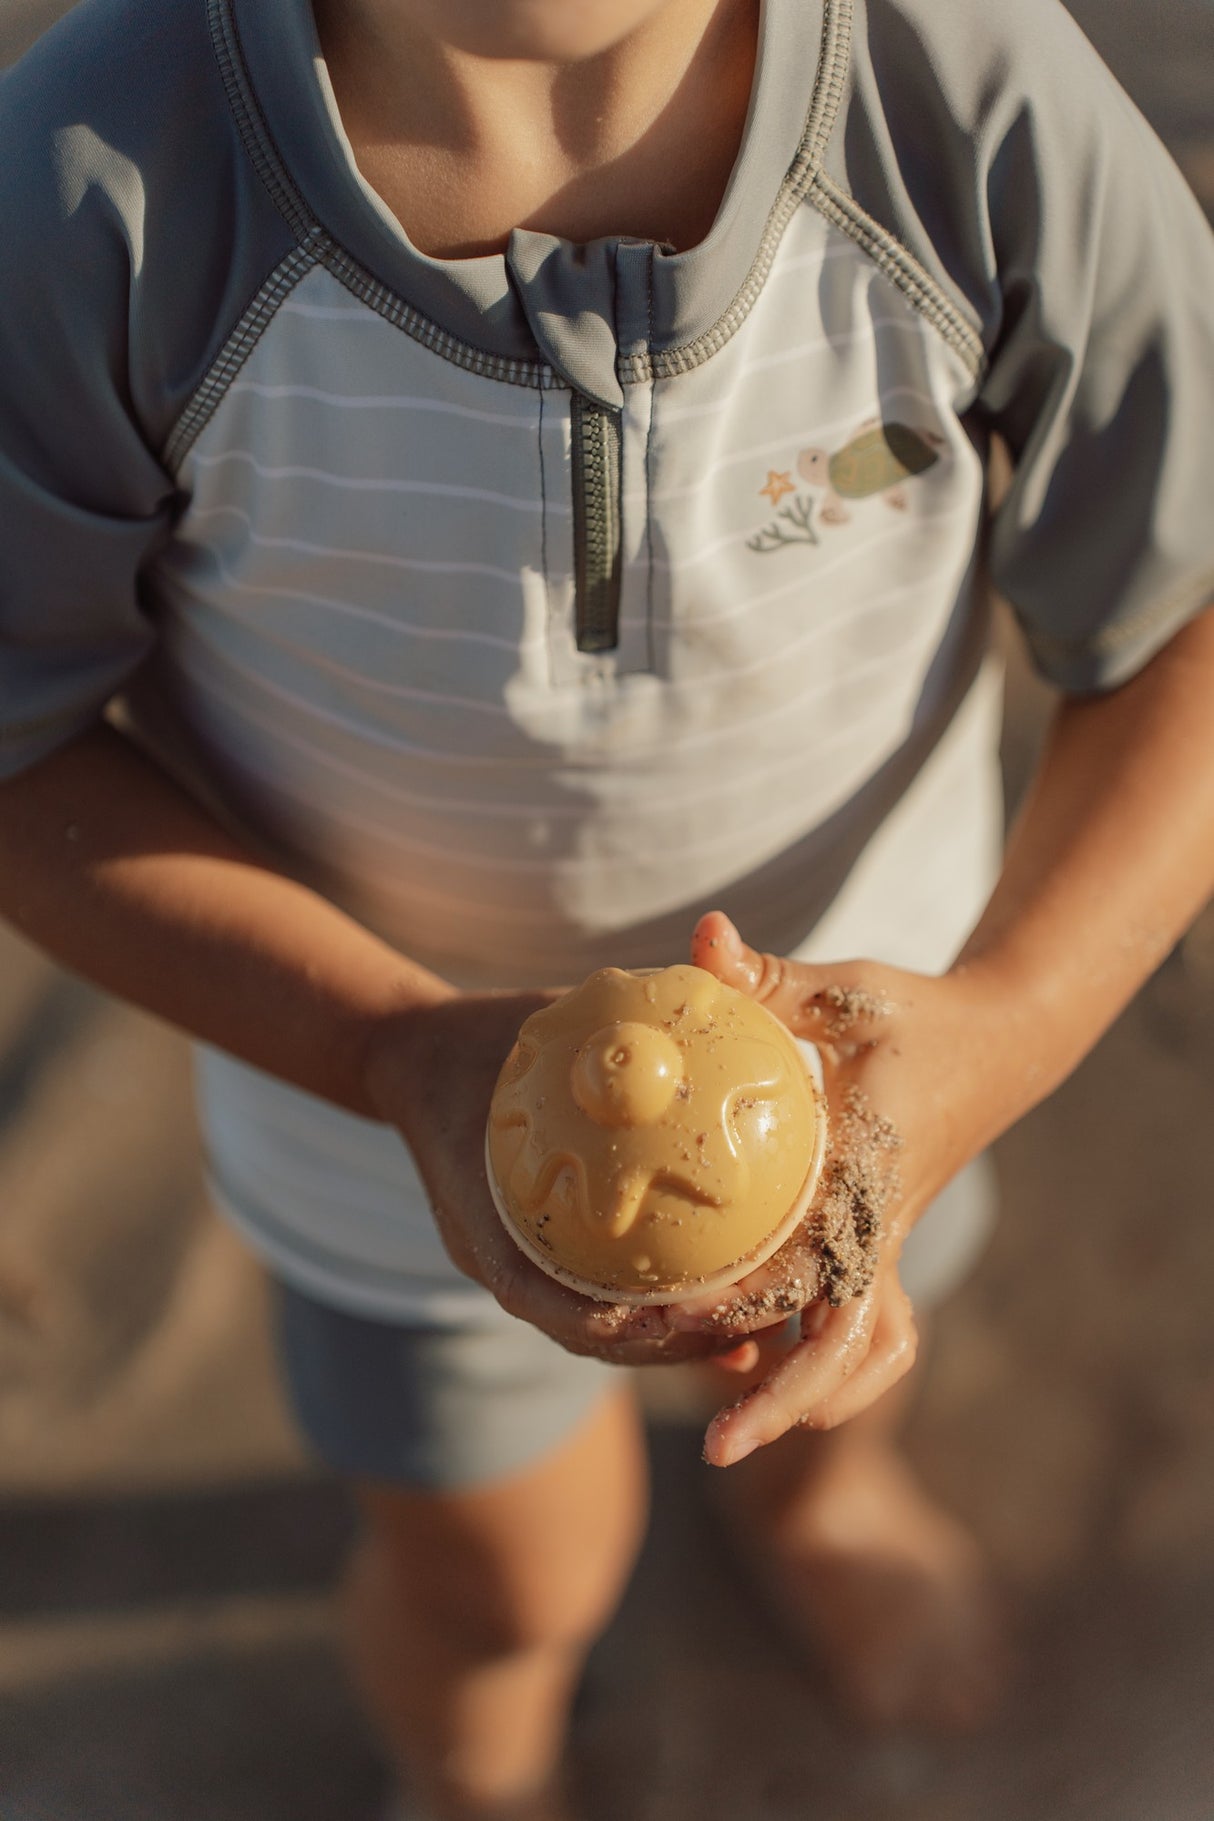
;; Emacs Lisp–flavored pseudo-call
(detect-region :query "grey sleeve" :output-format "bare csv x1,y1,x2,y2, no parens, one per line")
829,0,1214,692
0,89,173,777
977,7,1214,690
0,0,300,779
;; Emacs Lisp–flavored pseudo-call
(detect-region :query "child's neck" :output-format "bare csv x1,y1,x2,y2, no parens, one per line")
314,0,760,258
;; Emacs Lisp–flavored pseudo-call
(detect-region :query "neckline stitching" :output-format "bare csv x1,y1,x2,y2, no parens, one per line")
620,0,853,383
208,0,555,390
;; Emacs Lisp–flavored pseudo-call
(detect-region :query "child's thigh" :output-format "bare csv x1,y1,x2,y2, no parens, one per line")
271,1279,623,1492
273,1283,647,1649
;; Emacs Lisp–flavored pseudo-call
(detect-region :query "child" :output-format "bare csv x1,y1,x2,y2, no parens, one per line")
3,0,1214,1814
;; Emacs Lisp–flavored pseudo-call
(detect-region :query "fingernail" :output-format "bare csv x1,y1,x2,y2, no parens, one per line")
725,1436,759,1465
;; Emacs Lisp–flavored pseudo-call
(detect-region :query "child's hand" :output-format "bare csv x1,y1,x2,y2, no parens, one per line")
672,911,1023,1464
362,988,732,1369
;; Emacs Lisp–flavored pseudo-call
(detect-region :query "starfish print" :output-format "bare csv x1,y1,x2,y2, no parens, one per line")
759,468,795,506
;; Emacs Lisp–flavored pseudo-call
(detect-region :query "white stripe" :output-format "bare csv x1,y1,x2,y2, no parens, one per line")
188,685,574,817
184,508,972,702
175,645,909,822
763,240,866,278
735,498,975,623
177,581,521,718
654,324,927,425
173,595,943,765
644,491,974,579
738,317,925,378
188,451,563,515
204,705,896,873
277,299,398,321
186,541,543,658
223,382,543,429
182,528,950,721
175,634,546,768
647,390,944,500
617,562,959,638
186,505,534,590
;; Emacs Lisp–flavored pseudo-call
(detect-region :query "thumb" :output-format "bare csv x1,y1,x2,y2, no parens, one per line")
689,909,868,1042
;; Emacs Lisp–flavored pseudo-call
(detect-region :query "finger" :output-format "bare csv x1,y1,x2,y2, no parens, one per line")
665,1253,811,1332
713,1339,763,1375
690,910,892,1042
590,1326,742,1368
664,1223,834,1335
690,910,812,1030
797,1283,918,1430
702,1286,879,1466
709,1319,796,1377
483,1228,670,1352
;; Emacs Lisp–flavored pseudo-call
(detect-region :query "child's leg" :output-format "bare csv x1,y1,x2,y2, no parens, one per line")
709,1353,1005,1732
272,1284,646,1821
341,1384,646,1821
706,1157,1006,1731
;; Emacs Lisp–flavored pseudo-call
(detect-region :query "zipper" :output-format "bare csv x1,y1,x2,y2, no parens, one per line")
570,393,623,653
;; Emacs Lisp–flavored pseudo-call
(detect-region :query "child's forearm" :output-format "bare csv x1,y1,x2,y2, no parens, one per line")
0,723,453,1116
954,607,1214,1110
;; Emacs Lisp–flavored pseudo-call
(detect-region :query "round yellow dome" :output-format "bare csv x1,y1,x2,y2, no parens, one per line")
485,964,825,1304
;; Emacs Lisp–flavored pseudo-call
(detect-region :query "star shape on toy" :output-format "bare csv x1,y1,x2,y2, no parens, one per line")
759,469,795,505
490,1020,793,1238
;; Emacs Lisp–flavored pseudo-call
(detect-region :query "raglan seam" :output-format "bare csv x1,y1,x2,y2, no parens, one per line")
617,0,988,390
206,0,555,393
208,0,316,244
202,0,984,414
618,0,855,385
804,173,987,382
164,239,323,471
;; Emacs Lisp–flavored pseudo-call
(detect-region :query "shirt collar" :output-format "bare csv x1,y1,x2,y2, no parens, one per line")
225,0,831,400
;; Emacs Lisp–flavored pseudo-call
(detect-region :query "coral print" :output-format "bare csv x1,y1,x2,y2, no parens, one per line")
746,491,819,553
747,420,946,552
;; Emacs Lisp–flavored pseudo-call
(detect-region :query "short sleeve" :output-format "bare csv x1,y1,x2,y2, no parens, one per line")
977,12,1214,691
0,54,177,779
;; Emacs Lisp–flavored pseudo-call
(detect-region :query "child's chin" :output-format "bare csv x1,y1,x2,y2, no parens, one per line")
433,0,670,64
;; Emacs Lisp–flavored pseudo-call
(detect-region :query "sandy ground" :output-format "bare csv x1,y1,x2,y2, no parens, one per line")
1,4,1212,1817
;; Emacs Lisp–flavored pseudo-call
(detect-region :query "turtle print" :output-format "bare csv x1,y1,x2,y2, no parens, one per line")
797,421,946,525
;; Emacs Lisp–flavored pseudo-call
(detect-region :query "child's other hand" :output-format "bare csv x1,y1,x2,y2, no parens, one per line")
675,910,1019,1464
362,988,731,1369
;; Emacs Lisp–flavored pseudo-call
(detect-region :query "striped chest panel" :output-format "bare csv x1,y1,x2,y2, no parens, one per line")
158,206,985,965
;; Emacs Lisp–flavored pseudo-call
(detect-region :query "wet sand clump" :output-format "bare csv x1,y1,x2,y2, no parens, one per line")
688,1085,902,1330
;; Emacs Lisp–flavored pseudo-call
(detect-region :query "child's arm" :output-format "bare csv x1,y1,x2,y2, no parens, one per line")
675,605,1214,1464
0,722,450,1114
0,722,713,1367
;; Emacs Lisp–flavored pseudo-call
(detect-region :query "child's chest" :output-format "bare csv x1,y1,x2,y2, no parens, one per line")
158,209,986,782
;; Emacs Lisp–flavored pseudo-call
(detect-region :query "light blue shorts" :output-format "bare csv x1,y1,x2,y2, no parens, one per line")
273,1155,996,1491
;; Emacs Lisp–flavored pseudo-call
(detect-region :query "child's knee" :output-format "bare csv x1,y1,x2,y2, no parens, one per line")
348,1500,629,1661
349,1389,648,1661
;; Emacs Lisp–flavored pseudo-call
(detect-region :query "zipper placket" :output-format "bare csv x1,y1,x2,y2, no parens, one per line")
570,393,623,653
